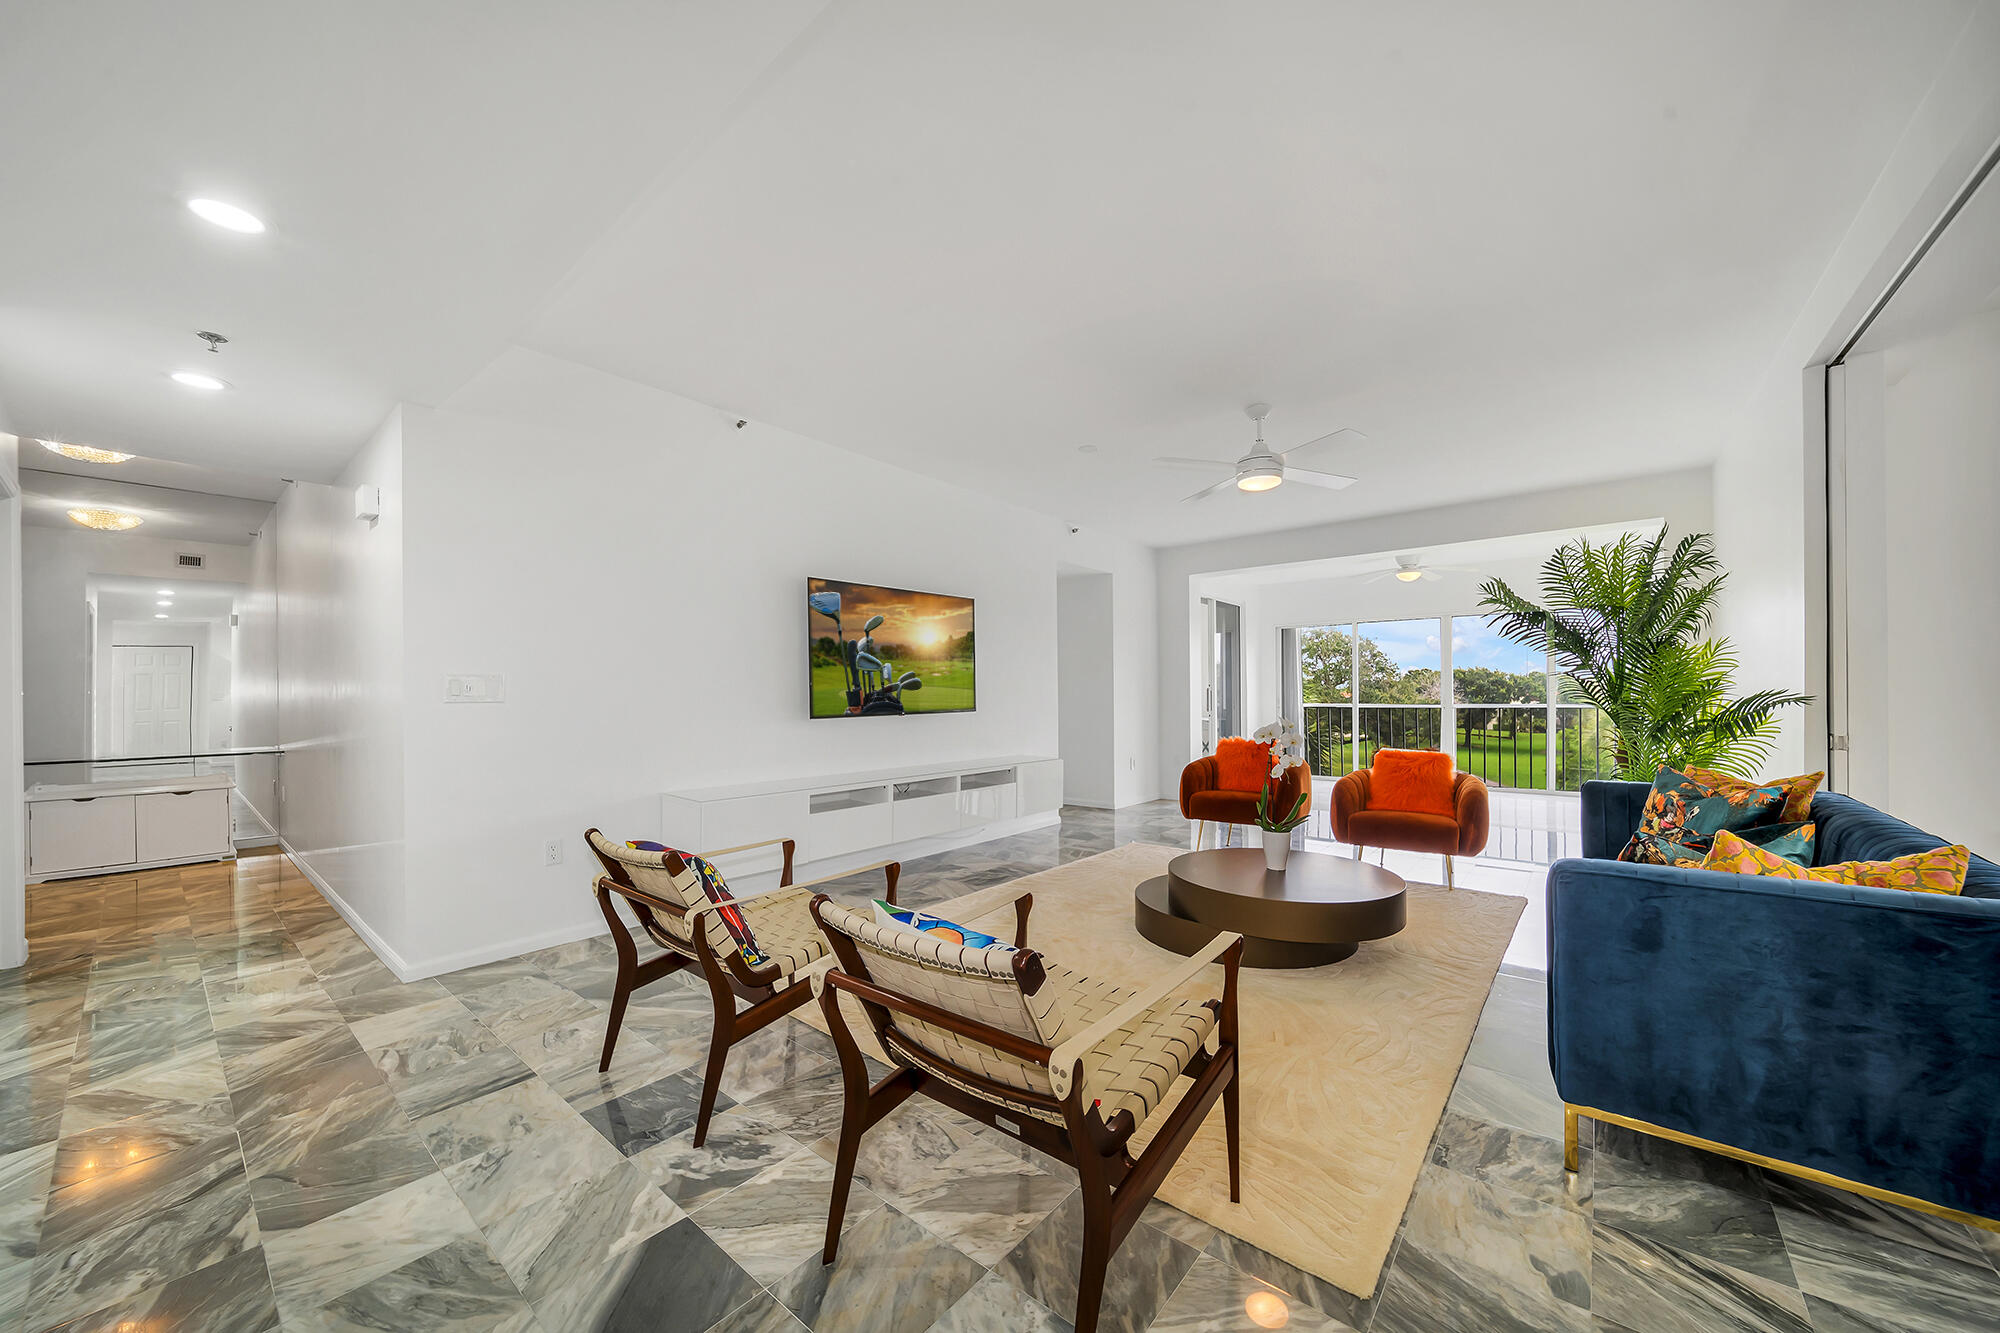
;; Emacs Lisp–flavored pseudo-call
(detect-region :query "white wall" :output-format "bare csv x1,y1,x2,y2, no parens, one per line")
1838,309,2000,851
262,412,407,951
1057,572,1116,807
364,348,1153,975
20,529,249,760
1713,6,2000,778
236,520,280,829
1155,469,1714,795
0,434,24,968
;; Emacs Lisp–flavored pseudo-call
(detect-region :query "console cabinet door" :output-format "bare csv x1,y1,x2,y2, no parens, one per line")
28,796,138,877
136,790,233,863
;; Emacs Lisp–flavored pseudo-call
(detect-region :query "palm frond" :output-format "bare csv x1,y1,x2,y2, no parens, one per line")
1473,526,1811,782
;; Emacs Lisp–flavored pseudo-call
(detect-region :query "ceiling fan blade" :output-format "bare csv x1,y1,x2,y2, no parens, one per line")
1280,427,1368,464
1181,475,1237,503
1281,466,1357,491
1152,456,1236,473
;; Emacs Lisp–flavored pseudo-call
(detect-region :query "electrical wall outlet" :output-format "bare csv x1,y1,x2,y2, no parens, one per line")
543,838,563,867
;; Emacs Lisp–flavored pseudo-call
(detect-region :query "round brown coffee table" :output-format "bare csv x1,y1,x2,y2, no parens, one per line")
1134,848,1406,968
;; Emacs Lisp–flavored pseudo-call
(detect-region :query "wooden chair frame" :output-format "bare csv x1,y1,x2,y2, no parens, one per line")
808,888,1243,1333
585,828,899,1147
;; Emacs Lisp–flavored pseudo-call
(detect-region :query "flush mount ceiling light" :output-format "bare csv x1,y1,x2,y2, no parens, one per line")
170,370,228,391
187,198,266,233
156,587,174,595
154,612,169,619
67,507,143,531
39,439,134,465
156,599,173,607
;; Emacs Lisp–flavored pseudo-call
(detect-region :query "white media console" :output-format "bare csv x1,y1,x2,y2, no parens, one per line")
662,755,1063,882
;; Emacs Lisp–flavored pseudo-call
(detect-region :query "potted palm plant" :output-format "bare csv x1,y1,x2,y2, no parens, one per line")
1251,719,1312,869
1477,529,1810,779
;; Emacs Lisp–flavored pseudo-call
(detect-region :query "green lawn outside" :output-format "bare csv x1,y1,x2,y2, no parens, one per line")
1455,733,1547,790
811,658,975,717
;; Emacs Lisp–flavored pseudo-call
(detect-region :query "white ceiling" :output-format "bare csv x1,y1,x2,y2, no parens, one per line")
1197,521,1654,597
0,2,1979,545
21,465,276,545
1850,156,2000,357
92,575,243,626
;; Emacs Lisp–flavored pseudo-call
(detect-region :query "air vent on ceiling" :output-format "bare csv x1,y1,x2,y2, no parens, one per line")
175,552,204,568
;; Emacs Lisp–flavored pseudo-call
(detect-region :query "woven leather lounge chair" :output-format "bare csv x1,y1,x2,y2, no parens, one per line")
807,882,1243,1333
585,828,899,1146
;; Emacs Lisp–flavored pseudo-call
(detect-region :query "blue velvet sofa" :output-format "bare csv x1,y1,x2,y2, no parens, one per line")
1548,780,2000,1224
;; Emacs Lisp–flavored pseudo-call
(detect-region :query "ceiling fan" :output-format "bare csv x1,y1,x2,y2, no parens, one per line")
1363,554,1481,584
1152,404,1364,503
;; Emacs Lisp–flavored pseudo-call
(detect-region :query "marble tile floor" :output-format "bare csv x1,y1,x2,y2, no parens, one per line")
4,805,1998,1332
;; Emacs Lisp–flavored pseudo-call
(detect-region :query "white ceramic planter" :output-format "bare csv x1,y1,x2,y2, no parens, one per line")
1262,828,1292,871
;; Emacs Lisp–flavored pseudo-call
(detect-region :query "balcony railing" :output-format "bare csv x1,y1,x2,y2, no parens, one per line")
1301,702,1616,791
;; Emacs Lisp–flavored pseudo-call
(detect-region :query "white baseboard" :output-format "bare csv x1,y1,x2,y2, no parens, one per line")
278,835,420,982
279,811,1064,984
396,914,613,983
28,849,237,883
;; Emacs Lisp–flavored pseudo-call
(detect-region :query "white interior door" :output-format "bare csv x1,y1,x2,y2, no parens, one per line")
114,645,194,757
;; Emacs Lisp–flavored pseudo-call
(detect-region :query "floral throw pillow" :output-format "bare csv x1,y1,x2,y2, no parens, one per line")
1650,820,1816,869
1702,829,1969,895
1616,767,1788,867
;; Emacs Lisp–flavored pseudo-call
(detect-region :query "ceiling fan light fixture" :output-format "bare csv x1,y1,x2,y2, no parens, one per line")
1236,470,1282,492
1395,568,1424,582
67,507,143,531
40,439,135,465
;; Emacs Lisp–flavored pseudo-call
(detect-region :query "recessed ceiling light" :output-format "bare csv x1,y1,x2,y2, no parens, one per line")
187,198,266,234
170,370,228,391
156,600,173,607
156,588,174,595
67,507,143,531
154,612,170,619
39,439,134,465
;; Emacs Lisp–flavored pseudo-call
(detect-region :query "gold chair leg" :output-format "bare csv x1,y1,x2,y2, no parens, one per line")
1194,820,1206,851
1564,1107,1580,1173
1445,855,1455,890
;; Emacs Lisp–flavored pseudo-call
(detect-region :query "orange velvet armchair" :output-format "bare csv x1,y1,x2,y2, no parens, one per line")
1331,765,1489,888
1179,755,1311,850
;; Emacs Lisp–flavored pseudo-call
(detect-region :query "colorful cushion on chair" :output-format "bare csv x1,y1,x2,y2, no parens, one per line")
870,899,1013,951
1369,749,1456,817
1215,736,1275,792
625,840,768,964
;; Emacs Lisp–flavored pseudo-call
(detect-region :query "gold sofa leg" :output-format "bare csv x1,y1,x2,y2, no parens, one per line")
1564,1107,1580,1173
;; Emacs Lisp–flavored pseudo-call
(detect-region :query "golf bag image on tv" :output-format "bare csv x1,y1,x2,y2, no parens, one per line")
806,578,975,717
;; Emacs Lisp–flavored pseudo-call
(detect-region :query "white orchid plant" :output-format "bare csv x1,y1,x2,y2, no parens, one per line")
1249,719,1311,832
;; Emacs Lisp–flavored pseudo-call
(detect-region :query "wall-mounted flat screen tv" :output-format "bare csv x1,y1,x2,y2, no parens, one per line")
807,577,975,718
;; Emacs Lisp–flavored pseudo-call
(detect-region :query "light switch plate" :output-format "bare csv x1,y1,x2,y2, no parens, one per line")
443,674,505,703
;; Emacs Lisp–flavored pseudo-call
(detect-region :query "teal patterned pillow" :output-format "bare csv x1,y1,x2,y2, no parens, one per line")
1651,820,1816,869
1617,767,1789,866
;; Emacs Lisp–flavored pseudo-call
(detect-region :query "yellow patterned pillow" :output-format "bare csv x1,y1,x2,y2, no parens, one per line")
1702,829,1968,895
1683,767,1823,825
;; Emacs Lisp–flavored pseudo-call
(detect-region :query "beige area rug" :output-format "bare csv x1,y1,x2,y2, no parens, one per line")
800,842,1525,1299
